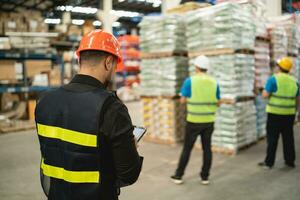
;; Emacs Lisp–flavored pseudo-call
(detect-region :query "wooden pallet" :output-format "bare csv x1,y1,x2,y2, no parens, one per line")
141,51,188,59
195,140,258,156
188,48,254,58
220,96,255,104
141,95,181,99
255,36,271,43
166,2,211,14
287,53,298,57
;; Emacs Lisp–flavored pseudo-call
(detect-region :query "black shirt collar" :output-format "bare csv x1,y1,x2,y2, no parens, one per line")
70,74,106,89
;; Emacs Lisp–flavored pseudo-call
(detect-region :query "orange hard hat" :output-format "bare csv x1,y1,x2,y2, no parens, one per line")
76,29,122,63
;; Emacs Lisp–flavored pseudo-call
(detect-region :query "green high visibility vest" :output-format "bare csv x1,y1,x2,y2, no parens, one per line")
187,74,218,123
266,73,298,115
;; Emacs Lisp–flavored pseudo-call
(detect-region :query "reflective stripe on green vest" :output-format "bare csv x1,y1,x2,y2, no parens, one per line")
187,75,218,123
266,73,298,115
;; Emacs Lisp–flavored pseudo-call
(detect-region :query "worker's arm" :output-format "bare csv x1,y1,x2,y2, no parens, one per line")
216,84,221,107
263,76,276,99
101,98,143,187
296,96,300,112
180,78,191,104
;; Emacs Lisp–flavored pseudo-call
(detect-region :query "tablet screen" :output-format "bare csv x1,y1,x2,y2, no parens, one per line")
133,126,147,142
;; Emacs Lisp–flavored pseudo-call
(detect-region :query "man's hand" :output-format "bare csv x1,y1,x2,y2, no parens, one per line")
262,90,270,99
134,138,139,148
180,97,187,104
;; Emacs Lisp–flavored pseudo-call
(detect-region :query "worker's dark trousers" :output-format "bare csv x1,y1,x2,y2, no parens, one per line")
264,113,296,167
175,122,214,179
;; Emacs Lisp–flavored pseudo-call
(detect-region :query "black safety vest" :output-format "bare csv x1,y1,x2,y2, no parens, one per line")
35,85,117,200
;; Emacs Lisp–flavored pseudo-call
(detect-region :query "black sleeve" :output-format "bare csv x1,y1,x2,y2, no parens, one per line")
101,97,143,187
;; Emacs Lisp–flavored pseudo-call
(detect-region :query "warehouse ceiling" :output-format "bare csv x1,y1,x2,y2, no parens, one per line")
0,0,161,29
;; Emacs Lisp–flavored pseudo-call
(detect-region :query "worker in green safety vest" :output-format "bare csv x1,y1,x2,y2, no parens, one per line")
259,57,300,169
171,55,220,185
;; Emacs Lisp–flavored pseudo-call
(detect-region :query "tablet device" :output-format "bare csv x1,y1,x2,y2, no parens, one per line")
133,126,147,142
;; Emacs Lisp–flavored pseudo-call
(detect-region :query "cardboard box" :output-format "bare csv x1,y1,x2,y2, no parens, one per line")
68,25,82,36
49,68,61,86
0,60,17,80
25,60,51,77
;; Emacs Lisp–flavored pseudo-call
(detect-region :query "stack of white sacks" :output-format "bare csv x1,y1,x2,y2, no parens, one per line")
213,101,257,150
185,3,256,52
140,57,188,96
269,27,288,70
139,15,186,53
255,94,267,138
185,3,258,151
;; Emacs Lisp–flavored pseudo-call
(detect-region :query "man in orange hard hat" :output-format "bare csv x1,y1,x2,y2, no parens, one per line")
259,57,300,169
35,30,143,200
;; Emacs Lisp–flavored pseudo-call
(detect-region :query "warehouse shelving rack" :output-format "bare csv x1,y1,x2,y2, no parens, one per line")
0,50,64,94
0,32,63,94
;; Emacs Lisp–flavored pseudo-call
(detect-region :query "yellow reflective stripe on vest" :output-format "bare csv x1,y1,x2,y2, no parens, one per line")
187,111,215,116
37,123,97,147
271,94,295,100
187,102,217,106
41,159,100,183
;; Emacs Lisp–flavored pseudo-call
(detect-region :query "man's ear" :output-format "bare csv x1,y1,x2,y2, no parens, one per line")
104,56,113,71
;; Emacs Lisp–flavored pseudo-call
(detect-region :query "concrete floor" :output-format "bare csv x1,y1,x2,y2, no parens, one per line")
0,101,299,200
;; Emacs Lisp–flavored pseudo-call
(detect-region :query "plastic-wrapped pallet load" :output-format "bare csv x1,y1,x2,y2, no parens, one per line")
254,39,270,89
255,94,267,138
140,56,188,96
213,101,257,152
185,2,256,52
139,15,188,144
286,25,299,56
142,97,185,144
138,15,186,53
209,54,255,99
269,27,288,70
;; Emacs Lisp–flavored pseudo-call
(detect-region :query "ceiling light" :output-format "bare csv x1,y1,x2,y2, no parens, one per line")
110,10,142,18
44,18,61,24
56,5,97,14
93,20,102,26
72,19,85,25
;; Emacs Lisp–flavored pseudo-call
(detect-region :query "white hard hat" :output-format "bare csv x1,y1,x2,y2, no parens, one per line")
194,55,210,70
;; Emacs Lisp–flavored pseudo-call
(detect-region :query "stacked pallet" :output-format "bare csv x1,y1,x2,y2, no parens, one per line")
166,2,211,14
269,27,288,70
254,38,271,89
185,3,258,154
213,101,257,153
209,54,255,99
116,35,141,89
139,15,188,144
142,97,185,144
139,15,186,53
286,26,300,80
186,3,256,53
140,57,188,96
255,94,267,139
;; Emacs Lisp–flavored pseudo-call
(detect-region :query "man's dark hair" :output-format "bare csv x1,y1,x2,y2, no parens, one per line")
278,65,289,73
79,50,116,67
